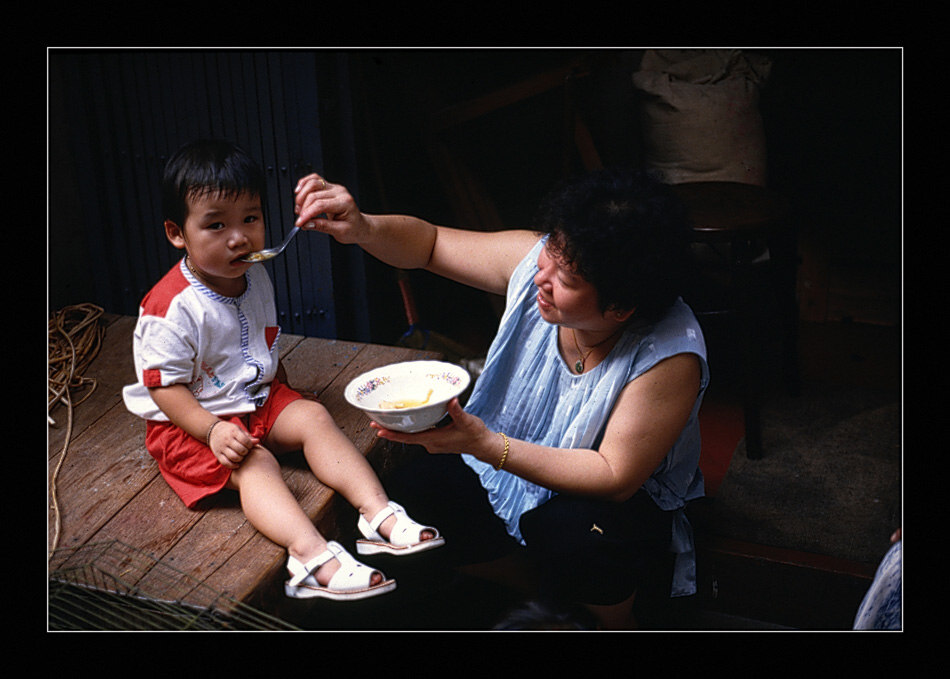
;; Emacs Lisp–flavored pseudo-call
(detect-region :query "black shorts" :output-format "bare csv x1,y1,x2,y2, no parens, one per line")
383,448,673,606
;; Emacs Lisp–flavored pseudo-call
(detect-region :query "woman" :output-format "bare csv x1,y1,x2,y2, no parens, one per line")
294,168,708,628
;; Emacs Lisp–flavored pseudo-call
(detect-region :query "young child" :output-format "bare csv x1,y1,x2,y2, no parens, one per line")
122,139,443,601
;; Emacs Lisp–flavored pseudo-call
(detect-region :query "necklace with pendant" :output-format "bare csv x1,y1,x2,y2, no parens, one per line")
570,327,622,374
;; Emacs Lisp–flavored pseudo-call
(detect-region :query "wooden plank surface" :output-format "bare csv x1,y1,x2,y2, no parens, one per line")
48,314,440,615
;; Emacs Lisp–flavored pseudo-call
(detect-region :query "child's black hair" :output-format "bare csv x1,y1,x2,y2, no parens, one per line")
162,139,267,226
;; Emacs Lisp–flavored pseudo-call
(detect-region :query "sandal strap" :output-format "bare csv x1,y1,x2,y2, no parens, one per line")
286,541,343,588
389,506,439,546
358,501,441,548
366,503,396,534
325,548,379,591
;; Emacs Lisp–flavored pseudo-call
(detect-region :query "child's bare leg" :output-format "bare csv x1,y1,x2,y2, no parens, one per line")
265,399,433,541
226,445,382,586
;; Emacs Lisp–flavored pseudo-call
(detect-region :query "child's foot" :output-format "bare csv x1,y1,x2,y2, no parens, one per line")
356,501,445,556
376,514,437,543
313,556,385,588
285,541,395,600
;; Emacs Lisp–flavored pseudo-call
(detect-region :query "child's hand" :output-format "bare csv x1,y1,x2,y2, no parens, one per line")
208,420,260,469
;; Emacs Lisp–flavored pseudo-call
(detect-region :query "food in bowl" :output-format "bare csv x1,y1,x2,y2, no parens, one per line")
379,388,433,410
344,361,470,433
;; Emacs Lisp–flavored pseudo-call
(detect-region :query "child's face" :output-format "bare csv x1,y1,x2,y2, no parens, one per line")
166,190,266,295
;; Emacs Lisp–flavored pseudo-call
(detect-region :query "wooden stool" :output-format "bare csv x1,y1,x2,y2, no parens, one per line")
672,181,799,460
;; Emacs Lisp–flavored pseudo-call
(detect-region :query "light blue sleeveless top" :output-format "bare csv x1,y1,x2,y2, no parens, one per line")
462,236,709,596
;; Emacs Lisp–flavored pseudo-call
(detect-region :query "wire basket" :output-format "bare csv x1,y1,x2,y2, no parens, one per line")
48,540,299,631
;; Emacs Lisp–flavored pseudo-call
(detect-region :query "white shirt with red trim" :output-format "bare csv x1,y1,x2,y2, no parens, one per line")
122,259,281,422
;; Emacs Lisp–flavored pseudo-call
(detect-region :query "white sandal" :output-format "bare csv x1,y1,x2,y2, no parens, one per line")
356,501,445,556
284,541,396,600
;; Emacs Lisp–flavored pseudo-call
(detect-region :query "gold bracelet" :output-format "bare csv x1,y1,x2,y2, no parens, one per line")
495,432,510,470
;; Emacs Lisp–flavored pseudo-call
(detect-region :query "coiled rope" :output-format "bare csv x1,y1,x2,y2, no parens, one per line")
48,303,106,556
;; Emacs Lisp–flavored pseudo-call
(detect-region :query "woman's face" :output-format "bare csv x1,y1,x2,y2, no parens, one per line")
534,239,607,330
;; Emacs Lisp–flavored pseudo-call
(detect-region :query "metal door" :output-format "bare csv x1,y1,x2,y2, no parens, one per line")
51,49,355,339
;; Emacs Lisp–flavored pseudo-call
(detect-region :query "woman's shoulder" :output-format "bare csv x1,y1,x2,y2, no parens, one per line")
645,298,703,339
507,232,546,282
503,230,545,271
621,299,707,373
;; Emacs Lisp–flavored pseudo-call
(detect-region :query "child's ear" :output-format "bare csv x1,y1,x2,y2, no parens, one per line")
164,220,186,249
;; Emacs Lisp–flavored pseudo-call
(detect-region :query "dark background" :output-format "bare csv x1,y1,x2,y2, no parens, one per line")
48,48,902,352
349,48,901,352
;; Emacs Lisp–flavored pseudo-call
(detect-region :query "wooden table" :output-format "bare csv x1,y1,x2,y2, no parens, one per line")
48,313,440,626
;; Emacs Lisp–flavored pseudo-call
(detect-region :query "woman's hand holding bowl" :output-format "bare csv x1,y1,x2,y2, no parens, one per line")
371,398,494,459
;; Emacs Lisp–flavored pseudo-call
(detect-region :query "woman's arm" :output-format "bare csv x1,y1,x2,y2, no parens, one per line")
374,353,702,502
294,174,539,296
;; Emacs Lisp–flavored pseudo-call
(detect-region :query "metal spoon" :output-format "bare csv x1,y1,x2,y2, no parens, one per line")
241,226,300,263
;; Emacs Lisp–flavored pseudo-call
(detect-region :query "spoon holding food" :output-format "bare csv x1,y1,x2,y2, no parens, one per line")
241,226,300,263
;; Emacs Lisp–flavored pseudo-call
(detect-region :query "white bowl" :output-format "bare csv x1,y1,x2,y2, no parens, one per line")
344,360,471,433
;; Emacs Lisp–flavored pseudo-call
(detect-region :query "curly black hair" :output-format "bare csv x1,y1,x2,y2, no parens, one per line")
532,167,692,323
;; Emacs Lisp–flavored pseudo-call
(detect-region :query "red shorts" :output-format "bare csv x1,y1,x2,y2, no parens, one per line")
145,379,303,508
